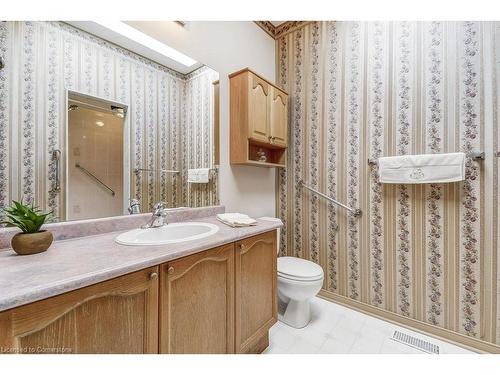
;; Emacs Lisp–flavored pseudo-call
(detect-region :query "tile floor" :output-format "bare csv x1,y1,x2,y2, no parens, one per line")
263,297,474,354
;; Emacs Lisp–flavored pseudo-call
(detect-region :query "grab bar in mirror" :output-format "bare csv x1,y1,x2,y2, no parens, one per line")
75,163,115,196
51,149,61,192
367,151,485,165
299,180,362,217
134,168,179,174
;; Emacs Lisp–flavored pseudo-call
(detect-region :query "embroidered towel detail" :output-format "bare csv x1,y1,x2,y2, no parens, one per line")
216,213,258,227
378,152,466,184
187,168,210,183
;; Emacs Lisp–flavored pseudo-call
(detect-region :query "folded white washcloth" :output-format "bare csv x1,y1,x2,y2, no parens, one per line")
378,152,466,184
217,213,257,227
188,168,210,183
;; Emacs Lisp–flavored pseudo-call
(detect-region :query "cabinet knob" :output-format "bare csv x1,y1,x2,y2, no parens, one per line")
149,272,158,280
167,266,174,275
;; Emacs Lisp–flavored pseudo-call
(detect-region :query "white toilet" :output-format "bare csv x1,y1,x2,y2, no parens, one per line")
277,256,324,328
259,217,324,329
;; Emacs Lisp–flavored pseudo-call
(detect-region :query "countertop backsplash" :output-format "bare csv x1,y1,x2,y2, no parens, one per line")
0,205,225,251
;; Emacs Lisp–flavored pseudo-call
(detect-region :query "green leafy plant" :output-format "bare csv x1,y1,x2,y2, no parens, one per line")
0,200,53,233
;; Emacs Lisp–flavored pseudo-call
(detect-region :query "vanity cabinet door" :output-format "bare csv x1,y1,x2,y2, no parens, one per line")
0,267,159,354
235,230,277,353
248,74,271,143
269,87,288,147
160,243,235,354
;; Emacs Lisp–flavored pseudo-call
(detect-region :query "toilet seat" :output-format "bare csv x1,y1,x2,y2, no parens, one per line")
277,257,324,282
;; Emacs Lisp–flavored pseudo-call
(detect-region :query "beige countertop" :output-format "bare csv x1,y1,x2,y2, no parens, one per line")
0,210,282,312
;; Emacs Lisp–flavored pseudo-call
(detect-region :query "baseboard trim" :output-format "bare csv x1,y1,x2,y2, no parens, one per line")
318,290,500,354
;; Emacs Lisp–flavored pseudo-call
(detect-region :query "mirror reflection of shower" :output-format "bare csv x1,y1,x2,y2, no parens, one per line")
67,92,126,221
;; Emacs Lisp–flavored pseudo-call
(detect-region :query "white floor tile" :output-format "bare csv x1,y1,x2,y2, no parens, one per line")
379,338,424,354
307,308,343,334
262,344,288,354
287,339,322,354
264,296,475,355
439,342,475,354
318,337,354,354
295,326,330,348
349,340,384,354
330,312,366,337
269,326,298,351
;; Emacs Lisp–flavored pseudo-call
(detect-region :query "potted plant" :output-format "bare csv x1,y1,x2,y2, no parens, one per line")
1,200,53,255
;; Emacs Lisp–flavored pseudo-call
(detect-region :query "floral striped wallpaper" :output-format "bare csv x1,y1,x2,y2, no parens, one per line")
0,21,218,219
183,67,219,208
277,21,500,346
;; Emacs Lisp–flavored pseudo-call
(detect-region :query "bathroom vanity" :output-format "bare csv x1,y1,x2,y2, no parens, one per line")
0,207,280,354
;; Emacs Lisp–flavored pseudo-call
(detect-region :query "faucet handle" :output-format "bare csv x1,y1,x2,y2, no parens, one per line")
153,201,167,210
128,198,141,214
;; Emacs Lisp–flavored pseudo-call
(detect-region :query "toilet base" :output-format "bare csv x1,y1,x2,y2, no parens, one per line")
278,296,312,329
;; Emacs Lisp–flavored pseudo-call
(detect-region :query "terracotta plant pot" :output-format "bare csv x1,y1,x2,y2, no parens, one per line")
11,230,53,255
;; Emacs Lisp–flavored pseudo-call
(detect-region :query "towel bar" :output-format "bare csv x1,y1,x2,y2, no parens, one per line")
299,180,362,217
134,168,179,174
367,151,485,166
76,163,115,196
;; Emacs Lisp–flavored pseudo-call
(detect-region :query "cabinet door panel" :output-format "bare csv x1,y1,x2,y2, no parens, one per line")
0,267,159,354
269,88,288,147
235,231,277,353
248,75,270,143
160,244,235,354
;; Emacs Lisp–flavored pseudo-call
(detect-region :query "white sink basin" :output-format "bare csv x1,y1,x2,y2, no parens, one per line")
115,222,219,246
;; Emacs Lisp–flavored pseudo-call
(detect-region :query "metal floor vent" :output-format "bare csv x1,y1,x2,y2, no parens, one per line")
391,330,440,354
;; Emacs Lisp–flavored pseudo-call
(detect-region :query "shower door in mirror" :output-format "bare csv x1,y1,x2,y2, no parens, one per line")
66,92,126,220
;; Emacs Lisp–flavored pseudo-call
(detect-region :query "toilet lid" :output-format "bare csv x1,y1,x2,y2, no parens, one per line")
277,257,324,281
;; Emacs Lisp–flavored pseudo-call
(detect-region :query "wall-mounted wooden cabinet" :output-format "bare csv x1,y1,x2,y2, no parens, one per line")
230,68,288,168
0,231,277,354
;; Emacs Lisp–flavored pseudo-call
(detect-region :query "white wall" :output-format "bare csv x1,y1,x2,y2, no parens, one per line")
126,21,277,218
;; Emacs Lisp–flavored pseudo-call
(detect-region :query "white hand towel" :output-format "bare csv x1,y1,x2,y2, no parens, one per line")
378,152,466,184
187,168,210,183
217,213,257,227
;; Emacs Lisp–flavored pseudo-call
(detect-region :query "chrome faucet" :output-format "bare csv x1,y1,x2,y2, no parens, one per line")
128,198,141,214
142,202,168,229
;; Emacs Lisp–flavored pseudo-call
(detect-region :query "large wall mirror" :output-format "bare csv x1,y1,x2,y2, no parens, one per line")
0,21,220,222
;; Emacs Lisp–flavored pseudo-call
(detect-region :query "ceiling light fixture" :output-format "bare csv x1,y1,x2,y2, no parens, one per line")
95,121,105,127
94,21,197,67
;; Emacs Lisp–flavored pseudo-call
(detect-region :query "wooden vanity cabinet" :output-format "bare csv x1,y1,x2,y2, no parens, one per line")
235,231,277,353
0,231,278,354
159,243,235,354
230,68,288,167
0,266,159,354
159,231,277,354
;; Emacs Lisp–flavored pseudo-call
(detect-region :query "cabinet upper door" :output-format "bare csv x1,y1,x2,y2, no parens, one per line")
235,231,277,353
269,88,288,147
160,243,235,354
248,74,270,143
0,267,159,354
